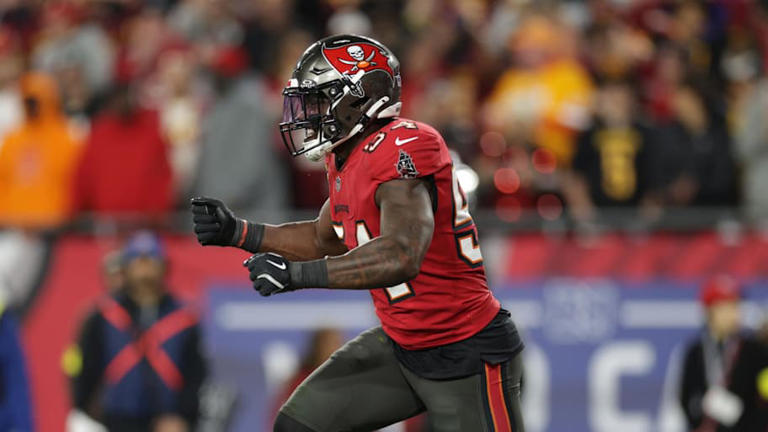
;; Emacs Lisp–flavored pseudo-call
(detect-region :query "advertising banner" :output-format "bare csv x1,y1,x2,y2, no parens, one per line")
205,280,768,432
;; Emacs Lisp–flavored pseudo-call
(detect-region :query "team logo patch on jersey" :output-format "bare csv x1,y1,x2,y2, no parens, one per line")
322,42,395,81
396,149,419,179
335,176,342,192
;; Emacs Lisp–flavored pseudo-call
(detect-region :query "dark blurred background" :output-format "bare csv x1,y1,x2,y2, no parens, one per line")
2,0,768,228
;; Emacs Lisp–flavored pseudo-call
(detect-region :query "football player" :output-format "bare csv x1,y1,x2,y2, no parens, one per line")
191,35,524,432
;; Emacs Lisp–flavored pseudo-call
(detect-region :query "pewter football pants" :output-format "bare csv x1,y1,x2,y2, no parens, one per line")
276,327,524,432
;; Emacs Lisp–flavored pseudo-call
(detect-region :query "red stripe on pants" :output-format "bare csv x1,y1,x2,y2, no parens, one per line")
485,363,512,432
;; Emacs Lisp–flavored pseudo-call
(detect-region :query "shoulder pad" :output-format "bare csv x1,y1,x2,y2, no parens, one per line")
361,119,450,183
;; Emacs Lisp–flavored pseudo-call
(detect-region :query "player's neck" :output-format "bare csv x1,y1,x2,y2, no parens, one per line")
334,118,393,166
334,138,362,166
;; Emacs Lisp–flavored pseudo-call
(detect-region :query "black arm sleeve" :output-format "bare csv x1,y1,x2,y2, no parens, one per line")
71,311,104,416
178,324,207,425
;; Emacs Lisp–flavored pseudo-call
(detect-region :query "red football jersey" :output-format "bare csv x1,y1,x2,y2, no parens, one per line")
326,118,500,349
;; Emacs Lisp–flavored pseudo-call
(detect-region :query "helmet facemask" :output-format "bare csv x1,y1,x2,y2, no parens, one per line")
279,84,396,161
279,83,341,161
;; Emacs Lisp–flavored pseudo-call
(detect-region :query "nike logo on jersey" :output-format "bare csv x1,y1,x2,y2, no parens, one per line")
266,259,287,270
395,136,418,146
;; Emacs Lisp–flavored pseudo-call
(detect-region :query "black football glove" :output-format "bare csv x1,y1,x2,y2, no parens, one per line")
190,197,240,246
244,253,294,296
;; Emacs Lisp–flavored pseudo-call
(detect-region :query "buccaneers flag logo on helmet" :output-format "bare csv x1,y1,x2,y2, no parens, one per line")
322,42,395,81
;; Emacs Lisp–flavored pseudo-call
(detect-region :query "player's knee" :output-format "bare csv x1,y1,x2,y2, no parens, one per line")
274,412,317,432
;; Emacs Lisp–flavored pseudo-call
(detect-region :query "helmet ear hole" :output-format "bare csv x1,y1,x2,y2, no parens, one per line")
323,123,339,138
345,96,370,122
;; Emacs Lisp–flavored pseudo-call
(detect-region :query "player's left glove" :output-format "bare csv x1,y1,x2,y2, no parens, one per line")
244,253,294,296
243,253,330,296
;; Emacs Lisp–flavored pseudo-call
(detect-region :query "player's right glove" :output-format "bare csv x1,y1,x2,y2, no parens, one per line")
190,197,241,246
191,197,265,251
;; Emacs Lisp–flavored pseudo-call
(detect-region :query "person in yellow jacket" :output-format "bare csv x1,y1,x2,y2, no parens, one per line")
0,72,81,228
484,14,593,167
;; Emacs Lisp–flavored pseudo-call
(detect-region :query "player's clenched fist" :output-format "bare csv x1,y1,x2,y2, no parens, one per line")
190,197,240,246
244,253,294,296
191,197,266,251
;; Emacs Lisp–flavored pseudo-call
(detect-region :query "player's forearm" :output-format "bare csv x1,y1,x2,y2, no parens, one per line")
247,232,426,294
256,221,330,261
324,236,421,289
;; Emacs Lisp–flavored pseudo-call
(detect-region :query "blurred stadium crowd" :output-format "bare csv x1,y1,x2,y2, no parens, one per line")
0,0,768,232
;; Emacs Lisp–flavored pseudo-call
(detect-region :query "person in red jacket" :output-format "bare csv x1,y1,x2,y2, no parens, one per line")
73,80,173,218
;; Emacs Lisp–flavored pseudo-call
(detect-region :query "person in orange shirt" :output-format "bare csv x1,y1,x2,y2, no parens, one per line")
484,14,593,167
0,72,81,228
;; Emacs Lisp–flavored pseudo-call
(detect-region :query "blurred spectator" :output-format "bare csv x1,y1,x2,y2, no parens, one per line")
0,230,49,311
154,46,206,200
0,0,760,221
652,83,736,207
483,0,523,56
733,75,768,221
413,71,479,162
326,0,372,36
68,232,206,432
243,0,306,75
102,250,125,293
679,276,768,431
72,80,174,218
118,8,175,95
583,18,653,83
167,0,243,48
192,46,287,219
269,30,328,209
563,81,654,223
0,288,34,431
0,72,82,229
644,46,688,123
666,1,714,81
0,27,23,146
484,12,593,166
32,1,115,119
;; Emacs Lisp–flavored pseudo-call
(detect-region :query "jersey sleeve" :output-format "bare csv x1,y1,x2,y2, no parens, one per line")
367,122,451,185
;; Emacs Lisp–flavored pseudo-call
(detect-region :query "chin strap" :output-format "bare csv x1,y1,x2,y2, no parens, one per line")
343,96,391,138
377,101,401,118
305,95,391,161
